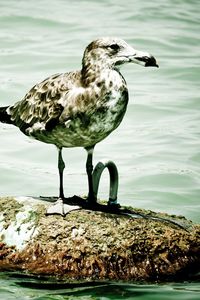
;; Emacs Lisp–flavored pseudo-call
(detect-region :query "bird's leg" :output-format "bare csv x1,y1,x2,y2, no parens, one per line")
46,147,65,215
58,147,65,199
46,147,80,215
85,146,96,205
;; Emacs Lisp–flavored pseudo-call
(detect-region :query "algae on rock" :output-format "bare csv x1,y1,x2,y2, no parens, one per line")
0,196,199,281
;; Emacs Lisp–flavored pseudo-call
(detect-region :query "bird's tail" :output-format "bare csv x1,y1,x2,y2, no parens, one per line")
0,106,13,124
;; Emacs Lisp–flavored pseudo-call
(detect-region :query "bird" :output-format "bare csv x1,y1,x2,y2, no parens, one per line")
0,37,158,214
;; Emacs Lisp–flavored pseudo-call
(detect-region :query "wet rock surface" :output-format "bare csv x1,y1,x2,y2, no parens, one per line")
0,196,199,282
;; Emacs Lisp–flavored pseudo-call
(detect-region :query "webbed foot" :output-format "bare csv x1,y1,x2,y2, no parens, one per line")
46,197,81,216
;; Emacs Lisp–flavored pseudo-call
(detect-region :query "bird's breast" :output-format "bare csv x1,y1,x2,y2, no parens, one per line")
59,86,128,147
30,70,129,148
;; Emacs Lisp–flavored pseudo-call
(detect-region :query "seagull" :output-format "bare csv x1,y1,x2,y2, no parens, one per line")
0,37,158,214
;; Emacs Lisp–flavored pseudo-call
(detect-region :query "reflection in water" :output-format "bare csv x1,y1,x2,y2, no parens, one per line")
0,272,199,300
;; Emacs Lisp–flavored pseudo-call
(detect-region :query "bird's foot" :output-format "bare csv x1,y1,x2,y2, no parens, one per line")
84,196,121,212
108,199,121,209
46,197,81,216
84,195,98,209
45,194,121,216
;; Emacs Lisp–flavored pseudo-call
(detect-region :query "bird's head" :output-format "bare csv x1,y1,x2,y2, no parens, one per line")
82,37,159,70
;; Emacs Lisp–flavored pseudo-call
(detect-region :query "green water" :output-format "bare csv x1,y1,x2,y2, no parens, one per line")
0,0,199,299
0,272,200,300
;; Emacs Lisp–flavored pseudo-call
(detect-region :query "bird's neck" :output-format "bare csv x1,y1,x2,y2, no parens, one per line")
81,60,118,87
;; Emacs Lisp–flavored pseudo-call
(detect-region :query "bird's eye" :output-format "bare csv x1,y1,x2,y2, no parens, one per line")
109,44,120,51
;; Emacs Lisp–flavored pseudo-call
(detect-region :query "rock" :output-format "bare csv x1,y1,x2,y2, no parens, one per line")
0,196,199,281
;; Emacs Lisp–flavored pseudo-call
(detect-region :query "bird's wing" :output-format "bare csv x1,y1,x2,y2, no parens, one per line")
9,71,82,133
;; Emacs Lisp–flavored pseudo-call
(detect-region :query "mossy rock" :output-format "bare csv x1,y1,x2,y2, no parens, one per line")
0,196,199,282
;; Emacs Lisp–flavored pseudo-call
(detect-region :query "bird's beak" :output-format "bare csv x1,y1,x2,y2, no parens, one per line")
125,47,159,68
130,49,159,68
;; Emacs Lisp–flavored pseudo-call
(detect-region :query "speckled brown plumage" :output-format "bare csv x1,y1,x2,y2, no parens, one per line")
6,43,130,148
0,37,158,205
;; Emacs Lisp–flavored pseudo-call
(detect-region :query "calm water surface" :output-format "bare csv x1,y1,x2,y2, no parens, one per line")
0,0,199,299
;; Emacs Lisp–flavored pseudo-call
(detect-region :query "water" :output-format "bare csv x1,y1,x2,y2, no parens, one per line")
0,273,200,300
0,0,199,299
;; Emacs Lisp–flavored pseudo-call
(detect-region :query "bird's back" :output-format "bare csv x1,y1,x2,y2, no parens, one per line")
5,68,128,148
8,71,81,133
